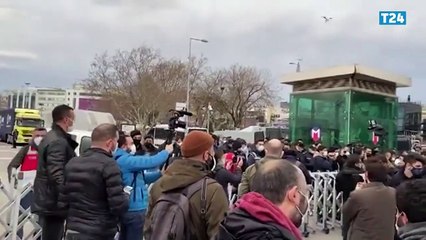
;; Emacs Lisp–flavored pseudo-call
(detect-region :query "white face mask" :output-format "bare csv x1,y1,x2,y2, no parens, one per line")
129,144,137,155
33,136,43,146
112,143,118,154
256,145,265,152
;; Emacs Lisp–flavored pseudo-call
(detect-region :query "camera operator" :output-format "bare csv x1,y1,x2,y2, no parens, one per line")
224,140,248,173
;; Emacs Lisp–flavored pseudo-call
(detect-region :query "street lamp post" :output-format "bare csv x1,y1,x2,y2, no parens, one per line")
186,37,208,124
289,58,302,72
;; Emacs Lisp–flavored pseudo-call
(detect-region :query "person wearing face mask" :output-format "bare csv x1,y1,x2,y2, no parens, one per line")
59,123,129,240
130,130,143,155
395,179,426,240
213,149,243,200
32,104,79,240
238,139,285,198
312,145,333,172
144,131,228,240
246,140,265,167
217,160,308,240
390,153,426,188
113,133,173,240
7,127,47,240
343,158,397,240
143,135,158,155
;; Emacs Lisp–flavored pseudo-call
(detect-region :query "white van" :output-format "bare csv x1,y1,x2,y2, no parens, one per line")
44,128,91,156
69,130,92,156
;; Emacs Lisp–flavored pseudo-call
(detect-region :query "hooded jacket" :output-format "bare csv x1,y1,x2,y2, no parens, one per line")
217,192,302,240
144,158,229,240
114,148,169,211
398,222,426,240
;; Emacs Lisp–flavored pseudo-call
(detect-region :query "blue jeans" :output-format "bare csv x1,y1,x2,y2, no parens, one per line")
119,210,145,240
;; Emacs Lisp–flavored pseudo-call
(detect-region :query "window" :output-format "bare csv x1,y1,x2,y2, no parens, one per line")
79,136,91,155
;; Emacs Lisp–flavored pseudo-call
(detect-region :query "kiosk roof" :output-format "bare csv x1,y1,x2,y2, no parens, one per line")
281,65,411,87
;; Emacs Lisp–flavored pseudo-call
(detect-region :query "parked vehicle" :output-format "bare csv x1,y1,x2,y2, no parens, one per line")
0,108,44,144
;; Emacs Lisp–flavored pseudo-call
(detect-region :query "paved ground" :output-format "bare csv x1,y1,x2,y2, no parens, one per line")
0,142,342,239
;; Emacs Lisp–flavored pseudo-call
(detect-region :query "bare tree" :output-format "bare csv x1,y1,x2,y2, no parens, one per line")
84,46,208,128
193,65,274,128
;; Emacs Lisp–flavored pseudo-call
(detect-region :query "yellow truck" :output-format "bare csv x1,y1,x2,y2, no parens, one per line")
0,108,44,144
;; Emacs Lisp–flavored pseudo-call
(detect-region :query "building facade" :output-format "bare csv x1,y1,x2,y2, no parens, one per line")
6,84,102,114
398,101,422,134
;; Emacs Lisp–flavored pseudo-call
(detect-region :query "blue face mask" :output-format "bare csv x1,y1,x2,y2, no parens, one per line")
411,168,424,178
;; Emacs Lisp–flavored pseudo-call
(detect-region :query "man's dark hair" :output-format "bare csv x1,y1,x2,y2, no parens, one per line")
317,145,326,151
52,104,73,123
251,160,299,204
34,127,47,132
364,157,388,183
144,135,154,141
352,147,363,155
344,154,362,169
403,153,425,165
396,179,426,223
91,124,118,142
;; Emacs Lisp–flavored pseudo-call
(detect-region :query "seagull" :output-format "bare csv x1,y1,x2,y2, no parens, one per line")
322,16,333,23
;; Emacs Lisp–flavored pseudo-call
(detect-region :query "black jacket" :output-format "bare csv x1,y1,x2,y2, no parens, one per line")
32,124,78,216
216,208,298,240
214,165,242,198
60,148,129,238
296,150,313,171
283,154,313,185
335,167,364,202
312,156,333,172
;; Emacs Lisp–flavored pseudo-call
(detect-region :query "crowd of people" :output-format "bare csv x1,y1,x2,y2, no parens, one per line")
7,104,426,240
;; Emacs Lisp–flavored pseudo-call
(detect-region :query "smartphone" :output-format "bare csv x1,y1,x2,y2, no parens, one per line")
124,186,133,195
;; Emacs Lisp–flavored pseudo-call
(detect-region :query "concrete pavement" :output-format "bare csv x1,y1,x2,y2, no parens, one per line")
0,142,342,239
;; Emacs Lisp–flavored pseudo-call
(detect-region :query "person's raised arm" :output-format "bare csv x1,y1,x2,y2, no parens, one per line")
7,145,28,181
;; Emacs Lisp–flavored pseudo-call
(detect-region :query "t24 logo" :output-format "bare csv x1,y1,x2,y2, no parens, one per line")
379,11,406,25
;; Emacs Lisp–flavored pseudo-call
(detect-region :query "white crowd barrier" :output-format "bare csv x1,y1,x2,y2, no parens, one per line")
301,171,343,238
0,169,41,240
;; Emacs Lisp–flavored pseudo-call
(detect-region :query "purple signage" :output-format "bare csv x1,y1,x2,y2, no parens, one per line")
78,98,101,111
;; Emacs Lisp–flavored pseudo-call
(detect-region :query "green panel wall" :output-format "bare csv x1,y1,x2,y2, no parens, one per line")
289,90,397,149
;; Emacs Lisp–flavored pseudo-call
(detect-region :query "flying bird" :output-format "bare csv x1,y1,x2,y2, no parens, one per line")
322,16,333,23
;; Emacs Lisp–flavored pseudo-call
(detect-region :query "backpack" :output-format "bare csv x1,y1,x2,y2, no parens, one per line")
145,177,216,240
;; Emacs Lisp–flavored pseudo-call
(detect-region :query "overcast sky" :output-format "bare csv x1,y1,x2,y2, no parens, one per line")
0,0,424,102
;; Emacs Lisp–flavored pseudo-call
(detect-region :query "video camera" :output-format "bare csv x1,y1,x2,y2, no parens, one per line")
165,109,193,144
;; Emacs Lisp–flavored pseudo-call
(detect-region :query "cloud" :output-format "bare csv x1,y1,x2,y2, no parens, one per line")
0,50,38,60
0,0,424,102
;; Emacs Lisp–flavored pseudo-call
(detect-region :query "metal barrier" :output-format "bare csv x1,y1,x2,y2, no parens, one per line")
301,171,343,238
0,169,41,240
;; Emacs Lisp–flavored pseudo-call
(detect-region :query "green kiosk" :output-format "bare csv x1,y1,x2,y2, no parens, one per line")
282,65,411,149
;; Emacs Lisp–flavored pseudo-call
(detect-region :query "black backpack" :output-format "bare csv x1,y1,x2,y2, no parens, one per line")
145,177,216,240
